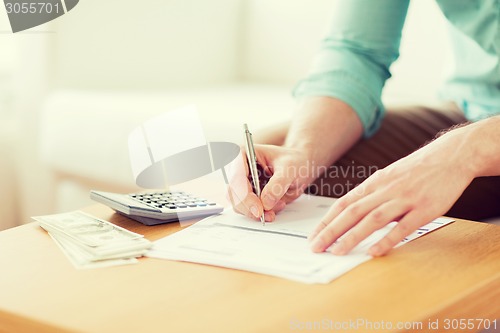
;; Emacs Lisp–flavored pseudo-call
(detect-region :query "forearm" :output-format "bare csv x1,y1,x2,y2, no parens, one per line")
284,96,363,172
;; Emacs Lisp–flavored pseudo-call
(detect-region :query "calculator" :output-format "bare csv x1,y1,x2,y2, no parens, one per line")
90,190,223,226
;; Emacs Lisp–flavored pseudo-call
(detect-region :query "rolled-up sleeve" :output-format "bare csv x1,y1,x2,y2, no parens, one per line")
293,0,409,137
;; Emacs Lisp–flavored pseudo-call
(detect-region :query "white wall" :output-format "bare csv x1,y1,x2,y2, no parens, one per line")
52,0,244,90
241,0,335,84
0,9,19,230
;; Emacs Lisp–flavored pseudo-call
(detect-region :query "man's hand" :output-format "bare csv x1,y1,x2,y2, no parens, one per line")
308,125,478,256
227,144,313,222
227,96,364,222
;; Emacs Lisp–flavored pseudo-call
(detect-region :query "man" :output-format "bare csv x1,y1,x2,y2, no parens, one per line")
229,0,500,256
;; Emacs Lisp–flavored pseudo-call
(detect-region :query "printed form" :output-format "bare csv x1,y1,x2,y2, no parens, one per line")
147,195,453,284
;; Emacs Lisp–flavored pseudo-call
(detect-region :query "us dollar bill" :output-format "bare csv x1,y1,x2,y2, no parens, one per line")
34,211,143,247
35,211,152,269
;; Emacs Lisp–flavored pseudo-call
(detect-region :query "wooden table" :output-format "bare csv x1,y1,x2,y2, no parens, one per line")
0,205,499,333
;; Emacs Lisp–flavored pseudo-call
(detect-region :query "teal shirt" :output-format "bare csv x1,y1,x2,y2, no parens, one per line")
293,0,500,137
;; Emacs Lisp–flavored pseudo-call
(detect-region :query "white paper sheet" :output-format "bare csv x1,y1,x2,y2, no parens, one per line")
147,195,453,284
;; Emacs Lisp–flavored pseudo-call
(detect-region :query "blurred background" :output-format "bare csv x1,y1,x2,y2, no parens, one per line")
0,0,451,230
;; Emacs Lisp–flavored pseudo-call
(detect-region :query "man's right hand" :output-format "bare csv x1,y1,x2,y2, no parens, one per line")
227,144,313,222
227,96,364,222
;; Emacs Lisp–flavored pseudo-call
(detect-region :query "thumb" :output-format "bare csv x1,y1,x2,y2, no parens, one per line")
260,164,296,210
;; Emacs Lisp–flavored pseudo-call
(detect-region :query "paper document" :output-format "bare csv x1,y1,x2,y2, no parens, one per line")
147,195,453,284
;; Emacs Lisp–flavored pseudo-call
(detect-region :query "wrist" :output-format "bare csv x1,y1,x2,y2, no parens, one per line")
284,140,316,161
465,116,500,178
440,116,500,179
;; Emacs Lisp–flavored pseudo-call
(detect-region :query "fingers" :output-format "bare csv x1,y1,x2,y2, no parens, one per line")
281,182,307,204
308,196,351,242
229,187,285,222
226,149,288,221
273,200,287,213
230,189,264,220
227,144,307,221
260,165,297,210
309,193,384,253
329,200,410,255
226,148,251,201
308,183,371,241
226,148,264,220
309,193,425,256
368,211,423,257
264,210,276,222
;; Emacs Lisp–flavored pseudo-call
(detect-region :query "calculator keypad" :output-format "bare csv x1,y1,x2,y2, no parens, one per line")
129,192,217,210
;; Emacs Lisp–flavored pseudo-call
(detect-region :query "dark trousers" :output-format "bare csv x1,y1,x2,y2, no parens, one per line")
305,104,500,221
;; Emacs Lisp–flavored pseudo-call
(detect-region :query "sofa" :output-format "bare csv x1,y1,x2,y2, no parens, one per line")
7,0,454,227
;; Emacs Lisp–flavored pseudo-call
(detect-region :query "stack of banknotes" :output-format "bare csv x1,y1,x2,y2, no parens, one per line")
34,211,152,269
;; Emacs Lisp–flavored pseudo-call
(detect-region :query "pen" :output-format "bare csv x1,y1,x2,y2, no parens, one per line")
244,124,265,226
